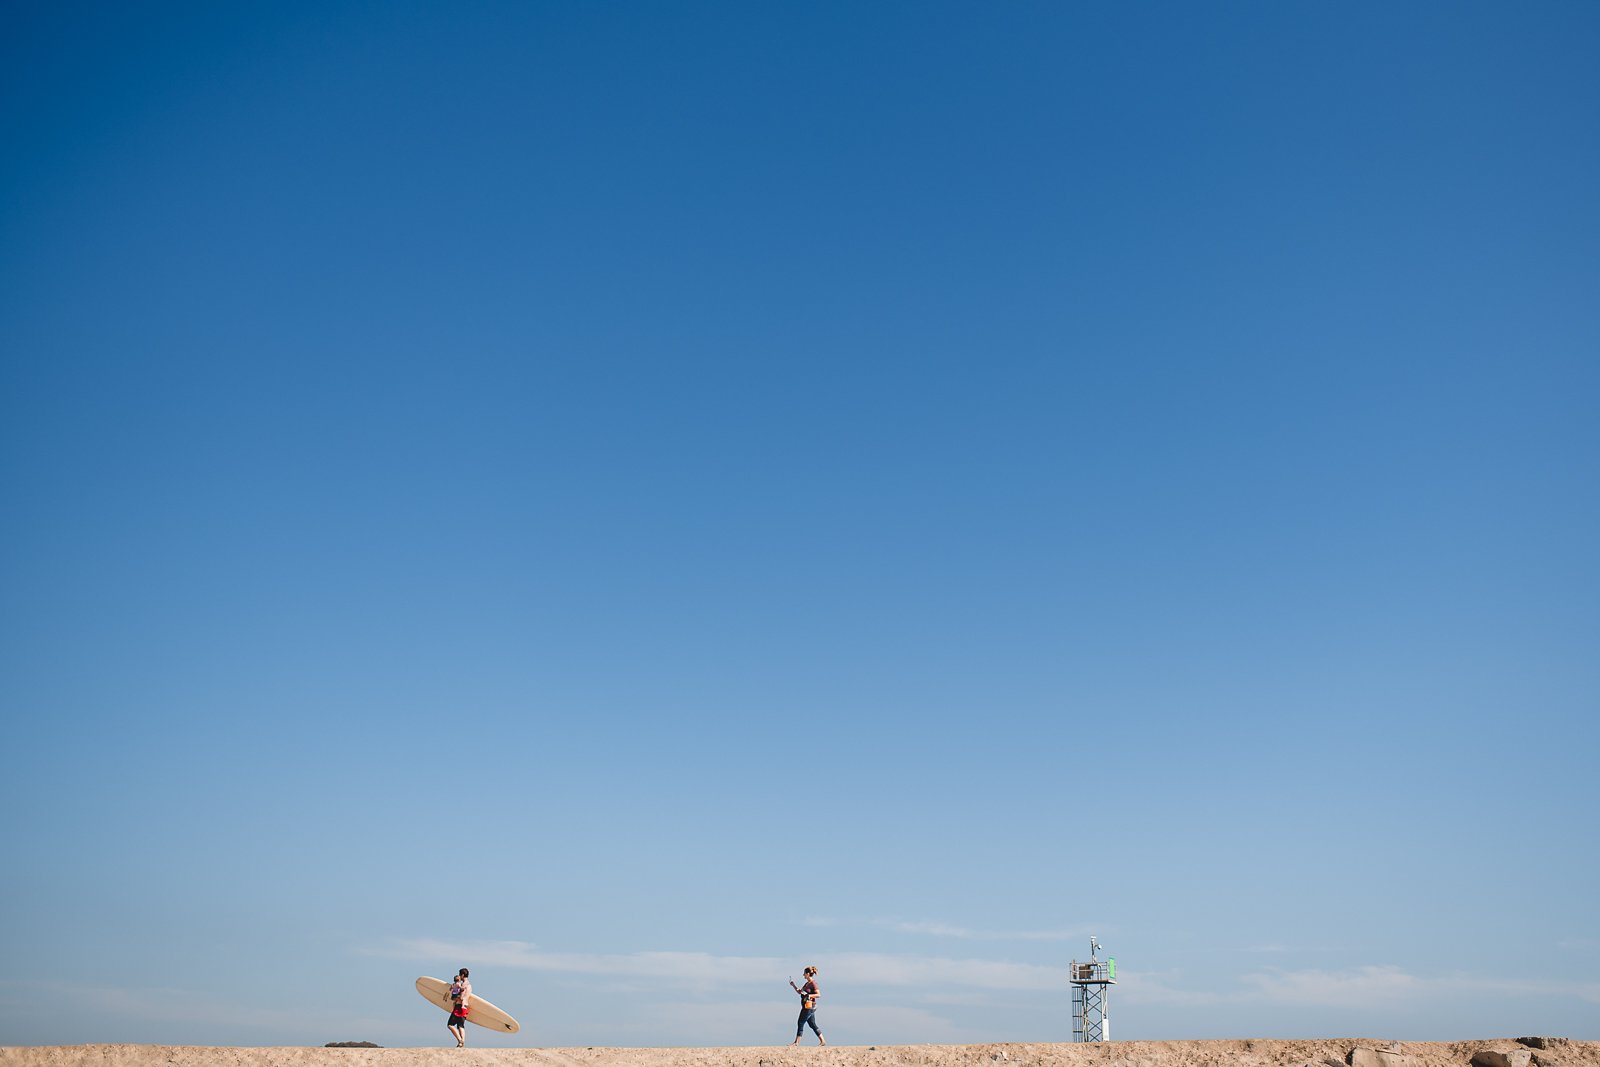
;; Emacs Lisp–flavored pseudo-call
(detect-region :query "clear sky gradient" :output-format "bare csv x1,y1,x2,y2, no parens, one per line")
2,0,1597,1049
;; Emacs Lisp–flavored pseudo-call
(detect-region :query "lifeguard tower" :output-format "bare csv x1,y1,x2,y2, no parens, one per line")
1069,937,1115,1042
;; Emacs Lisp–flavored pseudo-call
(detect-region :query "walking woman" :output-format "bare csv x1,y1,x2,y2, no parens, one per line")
788,965,826,1045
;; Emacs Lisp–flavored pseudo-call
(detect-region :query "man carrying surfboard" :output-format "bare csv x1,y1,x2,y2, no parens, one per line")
447,968,472,1047
415,974,521,1038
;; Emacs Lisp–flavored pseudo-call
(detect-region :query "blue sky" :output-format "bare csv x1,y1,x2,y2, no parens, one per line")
2,0,1597,1048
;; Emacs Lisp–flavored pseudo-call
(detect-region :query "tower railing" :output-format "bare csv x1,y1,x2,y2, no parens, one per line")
1070,960,1111,982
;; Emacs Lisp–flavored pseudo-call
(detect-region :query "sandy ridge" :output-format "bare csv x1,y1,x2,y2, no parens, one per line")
3,1041,1597,1067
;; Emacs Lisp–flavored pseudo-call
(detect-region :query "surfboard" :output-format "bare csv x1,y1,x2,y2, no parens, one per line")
415,976,521,1034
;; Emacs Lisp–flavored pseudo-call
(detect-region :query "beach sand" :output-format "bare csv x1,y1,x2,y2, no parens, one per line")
3,1040,1596,1067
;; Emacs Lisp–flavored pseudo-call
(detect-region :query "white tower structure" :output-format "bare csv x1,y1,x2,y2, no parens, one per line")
1070,937,1116,1042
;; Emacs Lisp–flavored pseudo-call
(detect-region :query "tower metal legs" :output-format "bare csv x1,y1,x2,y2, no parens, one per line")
1072,981,1109,1042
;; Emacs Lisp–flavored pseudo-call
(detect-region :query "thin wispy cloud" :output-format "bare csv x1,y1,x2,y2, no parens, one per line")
797,917,1094,943
380,939,1065,993
888,922,972,938
1124,966,1600,1011
827,953,1062,991
885,921,1085,942
381,938,783,985
16,979,398,1036
1238,965,1425,1008
379,940,1600,1018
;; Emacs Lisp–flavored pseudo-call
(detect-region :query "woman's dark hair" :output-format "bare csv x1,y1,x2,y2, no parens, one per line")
458,968,470,978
